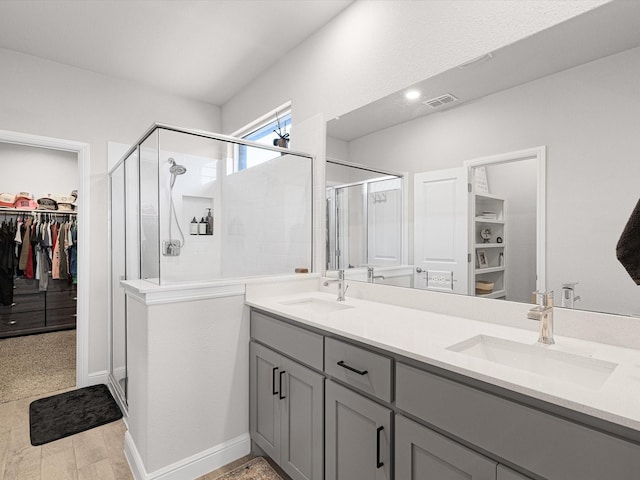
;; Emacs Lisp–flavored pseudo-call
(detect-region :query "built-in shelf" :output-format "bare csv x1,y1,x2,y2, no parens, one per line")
472,191,506,299
475,266,505,274
474,243,505,248
475,218,504,224
476,289,507,299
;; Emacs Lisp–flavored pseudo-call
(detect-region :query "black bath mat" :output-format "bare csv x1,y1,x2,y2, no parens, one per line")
29,384,122,446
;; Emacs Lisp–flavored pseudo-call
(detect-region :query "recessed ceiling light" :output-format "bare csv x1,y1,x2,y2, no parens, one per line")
405,90,421,100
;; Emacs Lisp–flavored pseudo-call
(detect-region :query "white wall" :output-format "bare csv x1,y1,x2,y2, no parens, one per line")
0,47,220,378
222,1,608,132
347,47,640,316
485,161,538,303
126,293,249,475
0,142,77,198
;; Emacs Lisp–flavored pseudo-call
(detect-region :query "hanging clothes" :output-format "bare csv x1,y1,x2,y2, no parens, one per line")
18,217,32,271
57,220,69,280
0,219,17,306
69,221,77,284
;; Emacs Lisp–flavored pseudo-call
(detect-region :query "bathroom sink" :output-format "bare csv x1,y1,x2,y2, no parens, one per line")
279,298,354,314
447,335,618,390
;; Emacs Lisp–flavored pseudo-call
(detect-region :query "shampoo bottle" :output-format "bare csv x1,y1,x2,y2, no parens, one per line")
198,217,207,235
206,208,213,235
190,217,198,235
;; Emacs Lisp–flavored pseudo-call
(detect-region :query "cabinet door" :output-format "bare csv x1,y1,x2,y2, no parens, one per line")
497,465,532,480
250,341,281,461
395,415,496,480
280,357,324,480
325,380,391,480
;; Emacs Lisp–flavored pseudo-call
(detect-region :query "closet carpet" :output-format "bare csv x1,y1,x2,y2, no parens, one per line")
0,330,76,404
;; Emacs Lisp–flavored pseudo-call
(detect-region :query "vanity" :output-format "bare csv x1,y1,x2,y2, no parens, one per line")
246,278,640,480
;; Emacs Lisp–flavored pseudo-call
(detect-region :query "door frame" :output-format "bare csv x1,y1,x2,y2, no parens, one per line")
0,129,91,387
464,146,546,293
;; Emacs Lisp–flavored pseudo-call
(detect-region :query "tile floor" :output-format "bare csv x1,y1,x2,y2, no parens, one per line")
0,388,285,480
0,388,132,479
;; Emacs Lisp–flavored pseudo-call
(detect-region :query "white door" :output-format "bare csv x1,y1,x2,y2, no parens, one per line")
413,167,469,294
367,178,402,266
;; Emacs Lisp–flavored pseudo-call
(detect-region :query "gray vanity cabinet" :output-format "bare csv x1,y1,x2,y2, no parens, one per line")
395,414,496,480
249,341,324,480
325,379,392,480
496,465,532,480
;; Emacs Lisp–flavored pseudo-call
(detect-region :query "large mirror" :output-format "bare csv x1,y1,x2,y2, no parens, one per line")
325,2,640,318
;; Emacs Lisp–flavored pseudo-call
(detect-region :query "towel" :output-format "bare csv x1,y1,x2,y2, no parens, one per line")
616,198,640,285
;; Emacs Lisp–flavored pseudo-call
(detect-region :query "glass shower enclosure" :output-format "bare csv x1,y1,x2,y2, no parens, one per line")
108,123,313,406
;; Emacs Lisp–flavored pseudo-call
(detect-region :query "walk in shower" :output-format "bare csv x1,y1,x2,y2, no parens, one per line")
108,124,313,405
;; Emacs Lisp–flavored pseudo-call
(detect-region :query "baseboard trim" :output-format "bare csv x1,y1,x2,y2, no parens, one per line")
87,370,109,386
125,431,251,480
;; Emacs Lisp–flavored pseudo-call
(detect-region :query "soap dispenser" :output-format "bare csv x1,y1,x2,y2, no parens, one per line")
190,217,198,235
198,217,207,235
206,208,213,235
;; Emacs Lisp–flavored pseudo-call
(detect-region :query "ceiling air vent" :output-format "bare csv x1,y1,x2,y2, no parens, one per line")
423,93,458,108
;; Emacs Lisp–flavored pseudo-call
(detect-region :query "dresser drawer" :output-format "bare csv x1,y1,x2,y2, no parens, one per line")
251,310,323,370
0,311,46,335
13,277,40,294
0,292,45,314
46,306,76,328
46,290,77,310
47,279,75,293
396,362,640,480
324,337,393,402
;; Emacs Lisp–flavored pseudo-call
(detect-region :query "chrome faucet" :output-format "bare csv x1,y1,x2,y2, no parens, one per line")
561,282,581,309
367,266,385,283
324,269,348,301
528,290,554,345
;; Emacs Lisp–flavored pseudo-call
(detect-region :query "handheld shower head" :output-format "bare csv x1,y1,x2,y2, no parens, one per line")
168,158,187,176
168,158,187,188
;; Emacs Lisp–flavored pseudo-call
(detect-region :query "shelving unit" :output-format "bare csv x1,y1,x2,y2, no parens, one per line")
471,193,506,299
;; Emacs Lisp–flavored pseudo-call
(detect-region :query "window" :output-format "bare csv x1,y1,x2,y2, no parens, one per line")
232,109,291,173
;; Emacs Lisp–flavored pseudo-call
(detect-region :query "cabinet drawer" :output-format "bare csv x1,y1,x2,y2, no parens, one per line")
0,311,46,335
46,307,76,327
0,292,45,314
13,277,40,294
46,290,77,309
497,465,533,480
47,279,75,293
251,310,323,371
396,362,640,480
324,337,392,402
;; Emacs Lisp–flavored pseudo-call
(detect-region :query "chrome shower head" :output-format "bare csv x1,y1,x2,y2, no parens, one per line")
168,158,187,176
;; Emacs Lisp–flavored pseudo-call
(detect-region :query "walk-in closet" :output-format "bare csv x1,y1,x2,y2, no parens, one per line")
0,141,78,402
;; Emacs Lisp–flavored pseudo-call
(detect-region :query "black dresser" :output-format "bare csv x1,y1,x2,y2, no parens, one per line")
0,277,76,338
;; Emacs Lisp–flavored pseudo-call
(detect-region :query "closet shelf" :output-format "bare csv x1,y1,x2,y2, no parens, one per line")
0,207,77,215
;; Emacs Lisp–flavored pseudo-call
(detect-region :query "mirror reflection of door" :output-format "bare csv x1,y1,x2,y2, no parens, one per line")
413,167,469,294
367,177,402,266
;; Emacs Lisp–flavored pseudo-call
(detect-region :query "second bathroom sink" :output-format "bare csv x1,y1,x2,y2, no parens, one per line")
447,335,618,390
279,298,354,314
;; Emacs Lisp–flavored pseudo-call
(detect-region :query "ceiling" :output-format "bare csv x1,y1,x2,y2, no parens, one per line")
0,0,353,106
327,1,640,142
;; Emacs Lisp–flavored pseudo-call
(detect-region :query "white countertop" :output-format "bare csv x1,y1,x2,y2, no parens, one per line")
246,289,640,433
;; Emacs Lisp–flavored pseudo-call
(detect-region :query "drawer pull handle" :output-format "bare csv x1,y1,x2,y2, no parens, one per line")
376,425,384,468
279,371,286,400
272,367,279,395
337,360,368,376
